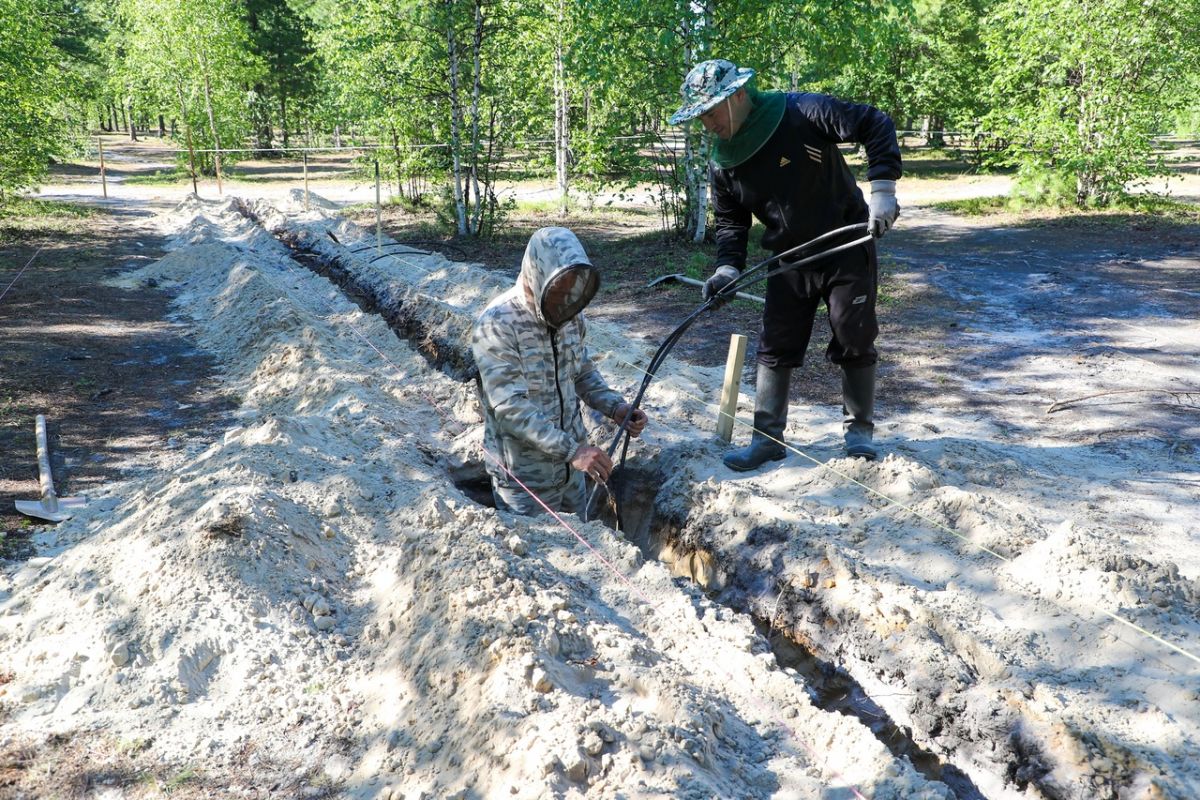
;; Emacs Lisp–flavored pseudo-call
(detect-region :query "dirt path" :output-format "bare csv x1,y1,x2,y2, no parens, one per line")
0,202,234,553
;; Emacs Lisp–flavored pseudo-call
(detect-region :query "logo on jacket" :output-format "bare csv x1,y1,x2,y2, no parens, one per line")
779,156,791,167
804,144,822,164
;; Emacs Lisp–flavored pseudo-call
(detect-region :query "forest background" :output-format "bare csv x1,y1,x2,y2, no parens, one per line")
3,0,1200,239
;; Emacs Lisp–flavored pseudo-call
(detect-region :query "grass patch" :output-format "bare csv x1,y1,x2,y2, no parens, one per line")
0,196,99,244
162,765,199,793
877,256,905,308
0,393,30,425
0,197,94,220
932,195,1012,216
225,170,359,184
934,192,1200,224
121,168,192,186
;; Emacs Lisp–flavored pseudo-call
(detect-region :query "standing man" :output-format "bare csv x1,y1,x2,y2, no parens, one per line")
668,59,902,467
472,226,648,515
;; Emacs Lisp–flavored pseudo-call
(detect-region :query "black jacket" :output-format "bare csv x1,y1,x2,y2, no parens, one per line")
711,92,902,270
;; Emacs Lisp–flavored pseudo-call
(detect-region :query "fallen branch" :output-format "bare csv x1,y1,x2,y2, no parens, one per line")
1046,389,1200,415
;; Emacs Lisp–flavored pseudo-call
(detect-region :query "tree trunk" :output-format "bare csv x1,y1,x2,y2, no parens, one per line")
253,82,272,150
1076,58,1091,206
922,116,944,147
199,51,224,194
175,81,199,195
280,95,289,149
127,99,138,141
468,0,485,235
391,124,404,198
681,2,712,241
159,114,167,138
553,0,569,217
445,0,468,236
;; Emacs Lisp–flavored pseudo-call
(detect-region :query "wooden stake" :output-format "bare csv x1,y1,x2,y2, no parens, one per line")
375,158,382,252
97,137,107,199
716,333,748,442
303,151,310,211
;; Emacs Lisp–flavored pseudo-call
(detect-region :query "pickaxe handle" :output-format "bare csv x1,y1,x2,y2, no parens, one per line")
646,274,765,304
34,415,60,512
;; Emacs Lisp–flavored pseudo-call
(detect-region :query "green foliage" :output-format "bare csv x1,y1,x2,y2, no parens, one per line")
6,0,1200,217
0,196,95,220
896,0,993,129
934,187,1200,219
245,0,318,149
121,168,193,185
1008,164,1077,209
0,0,66,195
983,0,1200,206
115,0,263,174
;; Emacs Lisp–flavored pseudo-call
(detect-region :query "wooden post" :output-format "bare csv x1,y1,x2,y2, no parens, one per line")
375,158,382,253
303,151,310,211
716,333,748,443
97,137,108,199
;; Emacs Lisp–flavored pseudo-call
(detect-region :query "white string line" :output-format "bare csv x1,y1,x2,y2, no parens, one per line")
298,230,872,798
0,246,44,306
607,353,1200,673
472,457,870,799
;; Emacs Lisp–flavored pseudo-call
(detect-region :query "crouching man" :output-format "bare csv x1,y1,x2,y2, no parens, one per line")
471,226,648,515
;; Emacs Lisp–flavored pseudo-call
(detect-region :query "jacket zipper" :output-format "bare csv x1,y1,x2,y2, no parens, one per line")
550,329,569,487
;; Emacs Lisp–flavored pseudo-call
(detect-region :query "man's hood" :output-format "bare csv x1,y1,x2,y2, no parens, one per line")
519,227,599,328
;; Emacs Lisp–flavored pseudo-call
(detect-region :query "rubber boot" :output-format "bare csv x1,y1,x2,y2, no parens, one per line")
724,364,790,471
842,364,878,460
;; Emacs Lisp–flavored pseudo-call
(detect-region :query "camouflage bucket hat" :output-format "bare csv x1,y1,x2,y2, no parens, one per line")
668,59,756,125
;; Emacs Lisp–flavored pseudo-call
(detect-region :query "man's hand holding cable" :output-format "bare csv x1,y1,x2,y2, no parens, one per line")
868,180,899,237
613,403,648,438
702,265,739,304
571,445,613,483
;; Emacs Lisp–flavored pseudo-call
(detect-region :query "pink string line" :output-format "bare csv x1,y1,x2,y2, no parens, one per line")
273,232,873,798
0,246,44,306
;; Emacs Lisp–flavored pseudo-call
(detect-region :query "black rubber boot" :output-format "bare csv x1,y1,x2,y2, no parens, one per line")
842,364,877,460
724,364,790,471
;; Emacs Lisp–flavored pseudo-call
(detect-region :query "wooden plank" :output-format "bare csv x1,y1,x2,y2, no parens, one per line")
716,333,748,443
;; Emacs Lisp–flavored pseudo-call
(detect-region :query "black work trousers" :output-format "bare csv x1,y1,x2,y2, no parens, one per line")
756,238,878,370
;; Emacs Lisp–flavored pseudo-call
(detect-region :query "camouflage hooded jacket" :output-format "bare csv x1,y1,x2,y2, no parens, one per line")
471,227,624,492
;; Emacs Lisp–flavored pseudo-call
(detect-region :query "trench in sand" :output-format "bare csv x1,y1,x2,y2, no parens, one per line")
255,208,995,799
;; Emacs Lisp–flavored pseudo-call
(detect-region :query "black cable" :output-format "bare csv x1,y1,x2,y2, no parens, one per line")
325,230,468,259
582,223,873,524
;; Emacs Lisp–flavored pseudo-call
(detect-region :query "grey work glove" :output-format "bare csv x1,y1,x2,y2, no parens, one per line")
868,179,900,237
702,265,740,302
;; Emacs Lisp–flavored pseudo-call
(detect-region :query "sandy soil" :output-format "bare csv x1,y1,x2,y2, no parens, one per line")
2,141,1198,799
